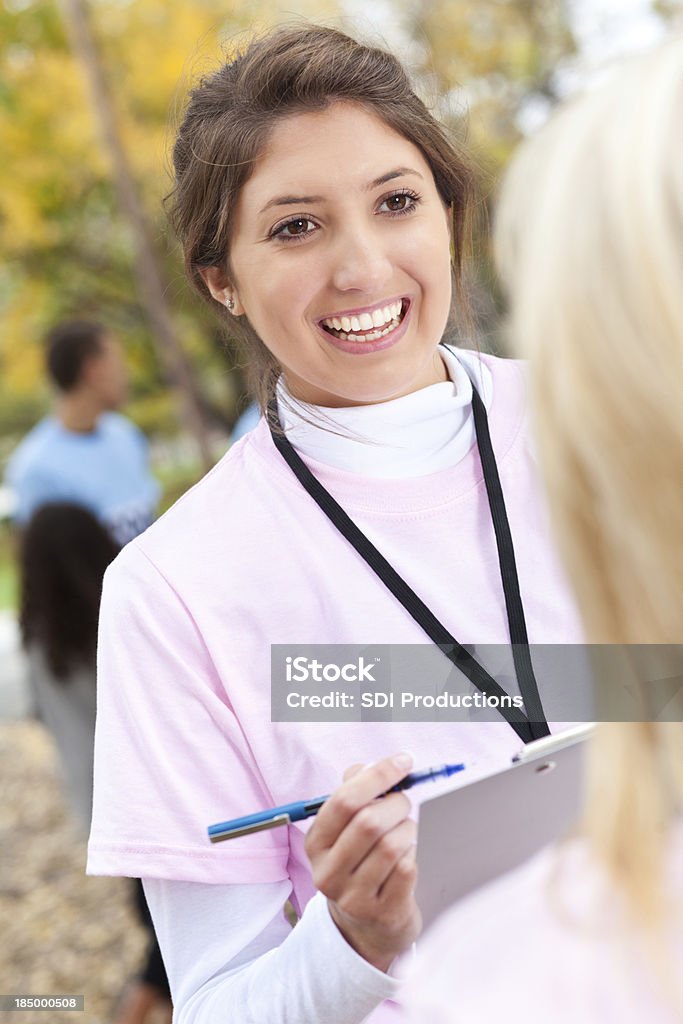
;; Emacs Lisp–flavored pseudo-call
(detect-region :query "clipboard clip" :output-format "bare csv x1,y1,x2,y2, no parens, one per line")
511,722,594,764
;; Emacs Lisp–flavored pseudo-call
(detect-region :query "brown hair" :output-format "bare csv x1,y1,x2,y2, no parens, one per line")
46,319,107,393
166,23,476,410
20,503,120,680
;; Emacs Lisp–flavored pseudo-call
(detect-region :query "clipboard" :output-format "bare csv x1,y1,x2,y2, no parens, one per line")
416,723,593,928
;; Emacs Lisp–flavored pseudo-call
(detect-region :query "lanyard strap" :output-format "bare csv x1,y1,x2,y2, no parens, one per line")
267,372,549,743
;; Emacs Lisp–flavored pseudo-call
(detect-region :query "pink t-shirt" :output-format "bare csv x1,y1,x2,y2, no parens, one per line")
87,353,583,913
404,831,683,1023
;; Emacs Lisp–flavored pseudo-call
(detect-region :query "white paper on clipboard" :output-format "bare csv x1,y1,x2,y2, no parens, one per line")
416,724,593,928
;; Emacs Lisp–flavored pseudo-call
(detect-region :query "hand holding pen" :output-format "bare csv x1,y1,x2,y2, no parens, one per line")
207,754,465,974
306,753,430,973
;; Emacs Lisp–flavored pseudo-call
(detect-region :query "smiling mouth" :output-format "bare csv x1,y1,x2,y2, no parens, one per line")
319,299,409,343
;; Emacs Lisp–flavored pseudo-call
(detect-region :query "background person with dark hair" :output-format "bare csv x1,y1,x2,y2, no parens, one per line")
19,502,172,1024
5,319,159,546
20,502,119,826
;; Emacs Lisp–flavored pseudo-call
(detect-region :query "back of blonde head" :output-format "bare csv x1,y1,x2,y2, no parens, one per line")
497,37,683,645
495,35,683,937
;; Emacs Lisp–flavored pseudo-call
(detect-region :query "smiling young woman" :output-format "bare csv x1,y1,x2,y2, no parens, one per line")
87,24,584,1024
201,102,453,407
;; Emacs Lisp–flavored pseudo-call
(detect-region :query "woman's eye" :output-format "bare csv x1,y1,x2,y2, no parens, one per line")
272,217,317,240
379,191,420,215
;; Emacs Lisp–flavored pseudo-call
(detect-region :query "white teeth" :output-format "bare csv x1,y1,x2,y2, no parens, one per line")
346,322,397,342
321,300,406,340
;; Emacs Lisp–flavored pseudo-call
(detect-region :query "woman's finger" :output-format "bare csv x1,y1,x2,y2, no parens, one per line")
377,835,418,906
308,753,413,853
349,816,417,895
311,794,412,898
342,763,366,783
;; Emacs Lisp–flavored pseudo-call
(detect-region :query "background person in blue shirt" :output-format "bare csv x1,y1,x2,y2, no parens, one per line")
5,319,159,546
6,318,167,1022
230,399,260,443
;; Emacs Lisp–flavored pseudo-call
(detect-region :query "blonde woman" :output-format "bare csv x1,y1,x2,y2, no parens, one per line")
405,35,683,1024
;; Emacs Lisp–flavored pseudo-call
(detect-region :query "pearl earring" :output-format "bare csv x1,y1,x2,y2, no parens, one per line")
226,297,235,312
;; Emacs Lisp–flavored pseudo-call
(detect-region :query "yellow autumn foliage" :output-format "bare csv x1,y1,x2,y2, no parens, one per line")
0,0,334,412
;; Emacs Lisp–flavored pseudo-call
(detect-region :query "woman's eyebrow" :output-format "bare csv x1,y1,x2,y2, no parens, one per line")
368,166,423,190
258,167,424,215
259,193,323,214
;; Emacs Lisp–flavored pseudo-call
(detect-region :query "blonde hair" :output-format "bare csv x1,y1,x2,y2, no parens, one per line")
495,36,683,931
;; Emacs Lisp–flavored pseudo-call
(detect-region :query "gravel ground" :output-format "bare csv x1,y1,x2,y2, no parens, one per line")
0,720,168,1024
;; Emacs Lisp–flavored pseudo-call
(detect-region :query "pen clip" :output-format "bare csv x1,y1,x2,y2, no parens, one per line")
209,812,292,843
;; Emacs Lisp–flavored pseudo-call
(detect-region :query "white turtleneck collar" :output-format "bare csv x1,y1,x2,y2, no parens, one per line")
276,345,493,479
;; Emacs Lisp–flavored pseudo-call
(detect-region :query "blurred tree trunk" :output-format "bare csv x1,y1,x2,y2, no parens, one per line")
406,0,577,348
58,0,213,469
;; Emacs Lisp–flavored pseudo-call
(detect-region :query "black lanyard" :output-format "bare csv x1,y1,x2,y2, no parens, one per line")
267,363,549,743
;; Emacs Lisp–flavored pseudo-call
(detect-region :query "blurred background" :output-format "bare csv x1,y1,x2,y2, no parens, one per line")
0,0,681,1020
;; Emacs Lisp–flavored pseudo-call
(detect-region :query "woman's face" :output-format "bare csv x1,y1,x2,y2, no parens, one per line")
206,101,454,407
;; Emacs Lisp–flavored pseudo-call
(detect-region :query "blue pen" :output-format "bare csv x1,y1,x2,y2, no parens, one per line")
207,762,465,843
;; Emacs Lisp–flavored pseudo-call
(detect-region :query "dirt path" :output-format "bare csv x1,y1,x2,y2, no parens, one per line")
0,721,167,1024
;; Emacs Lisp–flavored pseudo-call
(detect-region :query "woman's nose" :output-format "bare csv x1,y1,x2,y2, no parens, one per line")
329,227,393,294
